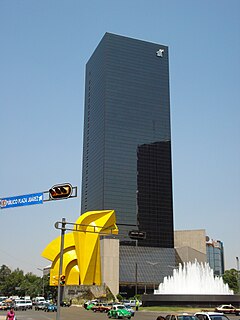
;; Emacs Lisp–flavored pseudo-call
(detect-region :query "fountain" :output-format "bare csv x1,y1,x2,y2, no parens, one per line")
142,260,240,307
155,260,233,295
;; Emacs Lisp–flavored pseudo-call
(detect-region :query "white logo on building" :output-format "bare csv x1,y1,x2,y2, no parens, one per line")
156,49,164,57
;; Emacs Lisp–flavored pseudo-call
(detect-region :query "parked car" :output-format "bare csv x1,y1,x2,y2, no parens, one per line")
44,303,57,312
35,302,46,311
195,312,231,320
91,303,112,313
107,304,132,319
215,305,240,315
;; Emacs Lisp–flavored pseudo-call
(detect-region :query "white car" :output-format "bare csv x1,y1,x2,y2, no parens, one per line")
14,299,27,311
195,312,230,320
25,299,33,309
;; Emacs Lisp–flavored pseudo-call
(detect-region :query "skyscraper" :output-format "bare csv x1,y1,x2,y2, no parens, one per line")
81,33,176,291
206,239,225,276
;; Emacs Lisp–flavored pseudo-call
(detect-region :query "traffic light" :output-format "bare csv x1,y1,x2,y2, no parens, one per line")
60,275,66,285
128,230,146,240
49,183,73,200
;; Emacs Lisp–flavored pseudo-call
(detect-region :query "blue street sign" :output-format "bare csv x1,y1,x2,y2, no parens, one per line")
0,192,43,209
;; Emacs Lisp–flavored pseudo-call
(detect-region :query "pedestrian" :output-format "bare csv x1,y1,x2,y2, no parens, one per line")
6,307,15,320
135,300,139,311
156,316,166,320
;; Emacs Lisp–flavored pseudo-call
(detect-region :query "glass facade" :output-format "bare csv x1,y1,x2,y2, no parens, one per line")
206,240,225,276
81,33,174,248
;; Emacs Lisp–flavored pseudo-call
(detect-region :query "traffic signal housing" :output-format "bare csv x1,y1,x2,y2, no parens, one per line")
60,275,66,285
128,230,146,240
49,183,73,200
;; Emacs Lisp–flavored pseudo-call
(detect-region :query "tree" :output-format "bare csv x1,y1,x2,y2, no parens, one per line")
0,265,49,298
0,265,11,294
222,268,239,294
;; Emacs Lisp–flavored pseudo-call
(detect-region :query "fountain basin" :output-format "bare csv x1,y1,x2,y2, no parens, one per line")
142,294,240,308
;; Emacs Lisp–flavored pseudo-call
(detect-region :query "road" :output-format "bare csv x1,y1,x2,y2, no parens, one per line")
0,307,239,320
0,306,163,320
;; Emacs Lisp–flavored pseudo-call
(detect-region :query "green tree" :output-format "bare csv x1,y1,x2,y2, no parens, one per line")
0,265,12,294
1,268,25,296
0,264,56,299
222,268,239,294
21,272,43,297
116,293,123,301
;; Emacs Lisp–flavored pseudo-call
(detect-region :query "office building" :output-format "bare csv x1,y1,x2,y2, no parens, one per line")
174,229,207,264
206,238,225,276
81,33,176,292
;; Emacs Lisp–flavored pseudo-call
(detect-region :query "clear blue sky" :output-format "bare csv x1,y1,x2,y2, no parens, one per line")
0,0,239,276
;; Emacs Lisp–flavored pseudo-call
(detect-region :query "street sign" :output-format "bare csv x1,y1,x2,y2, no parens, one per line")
128,230,146,239
0,192,43,209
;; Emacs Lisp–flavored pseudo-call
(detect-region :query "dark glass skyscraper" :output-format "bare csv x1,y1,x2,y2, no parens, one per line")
81,32,174,249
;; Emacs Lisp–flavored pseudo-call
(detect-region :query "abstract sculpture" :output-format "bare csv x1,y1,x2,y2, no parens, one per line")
42,210,118,286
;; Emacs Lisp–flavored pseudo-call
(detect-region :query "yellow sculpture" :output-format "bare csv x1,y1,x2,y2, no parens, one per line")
42,210,118,286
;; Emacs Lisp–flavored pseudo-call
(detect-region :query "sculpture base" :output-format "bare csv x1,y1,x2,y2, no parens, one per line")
142,294,240,308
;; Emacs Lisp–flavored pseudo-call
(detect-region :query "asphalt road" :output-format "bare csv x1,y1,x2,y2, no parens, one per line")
1,307,240,320
0,306,163,320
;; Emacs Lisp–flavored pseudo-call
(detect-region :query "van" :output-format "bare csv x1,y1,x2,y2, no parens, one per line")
25,299,32,309
129,300,142,307
14,299,27,311
34,296,45,304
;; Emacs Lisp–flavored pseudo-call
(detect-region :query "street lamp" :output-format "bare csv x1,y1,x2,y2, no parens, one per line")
146,261,160,291
128,230,146,296
236,257,240,293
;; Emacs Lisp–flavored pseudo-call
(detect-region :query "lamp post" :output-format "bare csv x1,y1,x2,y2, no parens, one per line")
146,261,160,291
37,268,44,297
135,239,138,296
128,230,146,296
236,257,240,293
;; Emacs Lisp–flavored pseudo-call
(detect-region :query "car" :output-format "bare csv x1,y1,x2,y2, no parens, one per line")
107,304,132,319
129,300,142,307
25,299,33,309
195,312,231,320
83,299,98,310
165,313,199,320
44,303,57,312
13,299,27,311
60,301,71,307
125,305,135,316
91,302,112,313
0,303,8,311
35,302,46,311
86,301,97,310
215,305,240,315
122,300,131,307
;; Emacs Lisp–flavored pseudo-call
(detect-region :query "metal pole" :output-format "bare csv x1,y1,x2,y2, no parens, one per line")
37,268,45,297
56,218,66,320
135,239,138,296
236,257,240,293
43,275,45,297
